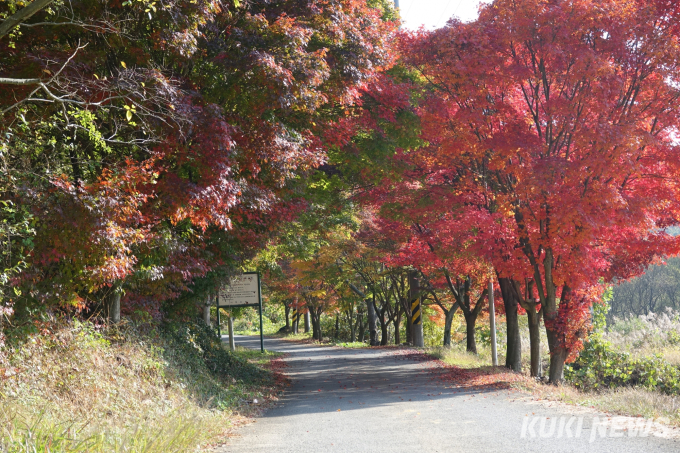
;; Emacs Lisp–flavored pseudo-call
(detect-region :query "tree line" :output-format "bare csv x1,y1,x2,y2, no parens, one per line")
3,0,680,386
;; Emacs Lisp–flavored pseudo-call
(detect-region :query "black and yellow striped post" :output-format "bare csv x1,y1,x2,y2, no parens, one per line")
411,298,421,325
291,308,299,334
409,271,424,347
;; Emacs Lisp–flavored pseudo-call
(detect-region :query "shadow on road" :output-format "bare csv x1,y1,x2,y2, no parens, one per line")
230,335,521,417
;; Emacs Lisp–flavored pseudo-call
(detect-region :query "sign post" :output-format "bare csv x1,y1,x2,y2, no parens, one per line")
218,272,265,353
258,273,264,353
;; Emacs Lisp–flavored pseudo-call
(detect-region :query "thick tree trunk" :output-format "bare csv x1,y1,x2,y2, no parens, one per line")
443,304,459,347
203,297,211,327
548,346,568,384
498,278,522,372
366,297,378,346
545,316,568,383
380,317,388,346
316,310,323,341
394,308,402,345
284,305,291,330
106,282,121,323
304,312,310,333
357,310,365,342
312,312,322,342
464,313,477,354
527,307,542,377
311,310,319,340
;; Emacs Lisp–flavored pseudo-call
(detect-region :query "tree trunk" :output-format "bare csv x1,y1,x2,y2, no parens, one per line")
498,278,522,372
335,314,340,340
545,314,568,383
106,282,121,323
394,308,402,345
527,307,542,377
284,305,291,330
349,310,356,342
311,310,319,340
443,304,459,347
293,309,300,334
464,313,477,354
547,344,568,384
203,295,211,327
366,297,378,346
315,310,323,341
405,311,413,345
380,317,388,346
304,311,310,333
357,310,365,343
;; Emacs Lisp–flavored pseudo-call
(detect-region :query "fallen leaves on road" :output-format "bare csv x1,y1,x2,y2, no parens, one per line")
391,349,526,391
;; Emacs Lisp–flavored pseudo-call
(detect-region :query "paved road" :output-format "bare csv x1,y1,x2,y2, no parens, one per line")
219,336,679,453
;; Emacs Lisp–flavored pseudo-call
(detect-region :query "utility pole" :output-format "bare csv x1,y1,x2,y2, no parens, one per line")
409,271,424,347
489,276,498,366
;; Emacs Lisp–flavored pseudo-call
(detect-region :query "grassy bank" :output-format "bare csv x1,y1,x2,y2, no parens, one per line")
0,317,286,452
427,343,680,426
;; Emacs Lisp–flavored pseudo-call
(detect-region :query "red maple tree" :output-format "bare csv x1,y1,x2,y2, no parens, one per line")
396,0,680,382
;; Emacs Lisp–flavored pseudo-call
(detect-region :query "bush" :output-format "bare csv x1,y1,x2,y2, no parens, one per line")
565,337,680,395
565,301,680,395
162,320,269,385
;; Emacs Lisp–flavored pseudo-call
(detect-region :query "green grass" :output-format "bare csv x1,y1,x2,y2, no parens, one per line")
232,345,283,365
427,344,497,369
331,341,368,348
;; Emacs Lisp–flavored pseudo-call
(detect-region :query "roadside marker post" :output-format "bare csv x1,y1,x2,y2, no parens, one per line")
291,308,298,334
409,271,424,347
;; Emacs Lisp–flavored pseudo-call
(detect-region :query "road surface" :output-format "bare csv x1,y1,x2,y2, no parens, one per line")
219,336,679,452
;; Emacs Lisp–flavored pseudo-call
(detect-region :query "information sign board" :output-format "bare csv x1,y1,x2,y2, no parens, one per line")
215,272,264,353
218,273,260,307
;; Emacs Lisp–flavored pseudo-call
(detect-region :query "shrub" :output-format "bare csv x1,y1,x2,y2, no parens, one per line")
565,301,680,395
565,337,680,395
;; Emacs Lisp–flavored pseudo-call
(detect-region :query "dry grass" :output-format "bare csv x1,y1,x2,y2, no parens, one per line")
423,343,680,427
428,344,493,369
0,318,284,452
514,377,680,426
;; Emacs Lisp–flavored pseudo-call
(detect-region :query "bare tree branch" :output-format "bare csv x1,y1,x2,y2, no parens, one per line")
0,0,54,39
0,78,41,85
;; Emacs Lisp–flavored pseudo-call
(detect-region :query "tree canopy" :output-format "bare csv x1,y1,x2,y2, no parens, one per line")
3,0,680,384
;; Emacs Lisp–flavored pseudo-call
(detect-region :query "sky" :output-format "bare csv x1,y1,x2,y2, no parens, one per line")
397,0,490,30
